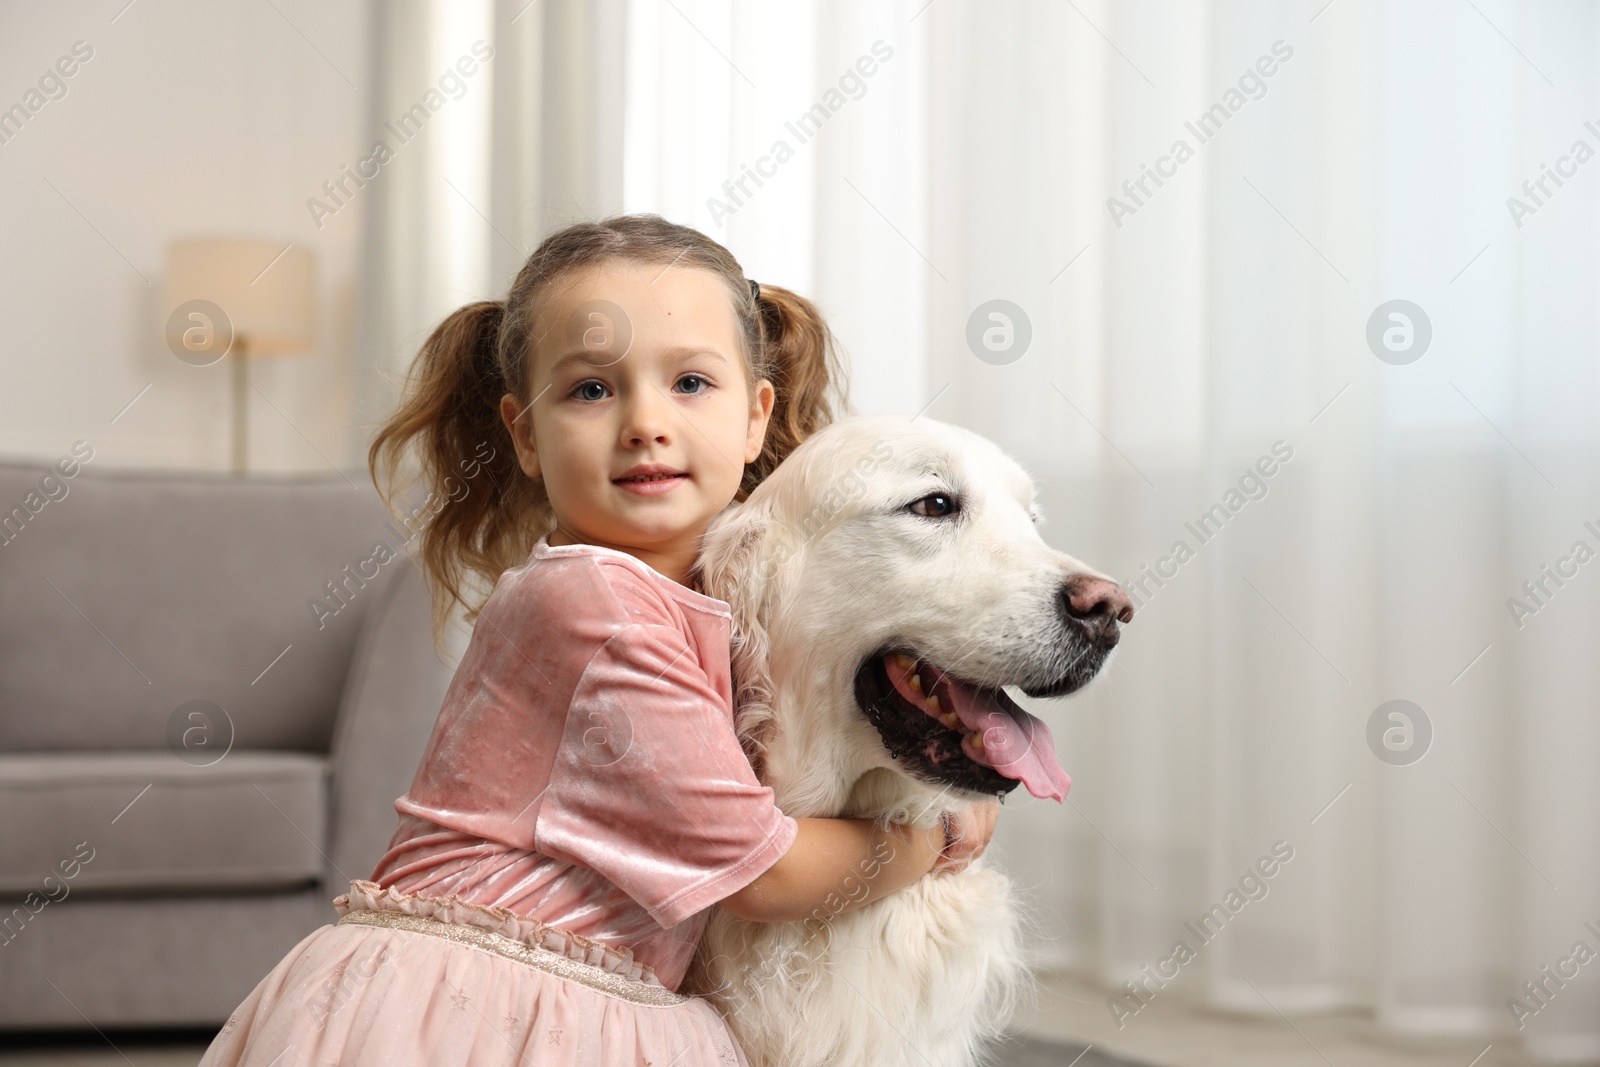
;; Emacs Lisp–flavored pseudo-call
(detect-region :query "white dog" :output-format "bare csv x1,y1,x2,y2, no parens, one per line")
682,414,1133,1067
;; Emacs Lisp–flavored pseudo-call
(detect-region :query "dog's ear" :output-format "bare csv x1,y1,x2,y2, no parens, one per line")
695,501,794,782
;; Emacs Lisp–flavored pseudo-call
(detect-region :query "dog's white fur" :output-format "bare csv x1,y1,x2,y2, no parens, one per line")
682,415,1123,1067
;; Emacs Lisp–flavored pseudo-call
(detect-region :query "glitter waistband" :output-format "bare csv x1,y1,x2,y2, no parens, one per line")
333,879,687,1008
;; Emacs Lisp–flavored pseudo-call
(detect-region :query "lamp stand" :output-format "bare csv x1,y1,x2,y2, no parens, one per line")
231,339,250,476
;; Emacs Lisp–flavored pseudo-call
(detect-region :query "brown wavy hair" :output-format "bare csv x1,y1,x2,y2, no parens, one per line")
368,213,853,648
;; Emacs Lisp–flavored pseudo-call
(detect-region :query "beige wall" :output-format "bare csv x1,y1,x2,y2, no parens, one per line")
0,0,371,473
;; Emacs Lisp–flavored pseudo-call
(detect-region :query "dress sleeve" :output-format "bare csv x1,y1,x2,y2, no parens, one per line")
533,621,800,930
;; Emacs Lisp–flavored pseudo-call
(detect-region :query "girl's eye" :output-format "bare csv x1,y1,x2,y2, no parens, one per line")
568,375,712,402
908,493,959,519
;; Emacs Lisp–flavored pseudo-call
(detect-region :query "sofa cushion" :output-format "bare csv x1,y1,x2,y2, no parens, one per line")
0,461,406,752
0,752,327,895
326,558,460,887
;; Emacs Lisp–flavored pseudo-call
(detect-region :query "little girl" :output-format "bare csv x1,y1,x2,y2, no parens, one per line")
198,214,998,1066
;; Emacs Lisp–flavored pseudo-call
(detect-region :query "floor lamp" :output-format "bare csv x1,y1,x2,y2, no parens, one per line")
165,239,315,475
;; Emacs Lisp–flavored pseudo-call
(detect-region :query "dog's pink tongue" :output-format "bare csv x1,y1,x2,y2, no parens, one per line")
945,681,1072,802
886,656,1072,802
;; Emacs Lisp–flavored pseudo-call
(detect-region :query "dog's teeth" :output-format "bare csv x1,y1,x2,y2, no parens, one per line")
970,730,984,751
910,673,923,693
926,695,941,714
943,712,959,728
895,654,915,669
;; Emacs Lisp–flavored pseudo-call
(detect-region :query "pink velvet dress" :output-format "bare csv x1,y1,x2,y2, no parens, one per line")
198,533,800,1066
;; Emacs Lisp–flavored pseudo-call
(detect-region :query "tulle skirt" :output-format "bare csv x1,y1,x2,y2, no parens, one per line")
197,879,747,1066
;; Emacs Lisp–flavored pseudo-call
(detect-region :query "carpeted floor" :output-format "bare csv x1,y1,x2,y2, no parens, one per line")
986,1033,1156,1066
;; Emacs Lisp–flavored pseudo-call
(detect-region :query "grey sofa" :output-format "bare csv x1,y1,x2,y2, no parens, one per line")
0,459,457,1029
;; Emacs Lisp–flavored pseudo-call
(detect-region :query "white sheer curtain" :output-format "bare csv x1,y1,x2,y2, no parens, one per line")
359,1,1600,1060
353,0,494,456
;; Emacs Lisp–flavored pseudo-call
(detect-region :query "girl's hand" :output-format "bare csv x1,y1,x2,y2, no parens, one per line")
930,799,999,874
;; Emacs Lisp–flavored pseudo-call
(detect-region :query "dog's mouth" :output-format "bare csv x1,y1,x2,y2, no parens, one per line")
854,650,1073,801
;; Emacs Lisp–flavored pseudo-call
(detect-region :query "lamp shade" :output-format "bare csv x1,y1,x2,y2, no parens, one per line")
165,238,315,355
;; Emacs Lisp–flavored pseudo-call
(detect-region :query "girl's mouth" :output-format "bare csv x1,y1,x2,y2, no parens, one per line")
614,472,688,495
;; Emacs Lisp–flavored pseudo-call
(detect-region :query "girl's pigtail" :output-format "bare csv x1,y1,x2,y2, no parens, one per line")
740,283,854,499
368,299,543,650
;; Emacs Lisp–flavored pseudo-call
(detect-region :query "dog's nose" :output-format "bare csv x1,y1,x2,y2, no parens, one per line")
1060,575,1135,645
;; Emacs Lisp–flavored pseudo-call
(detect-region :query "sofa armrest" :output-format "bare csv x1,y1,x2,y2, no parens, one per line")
323,557,462,895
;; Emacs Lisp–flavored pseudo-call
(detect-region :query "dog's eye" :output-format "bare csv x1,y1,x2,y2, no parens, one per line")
908,493,958,518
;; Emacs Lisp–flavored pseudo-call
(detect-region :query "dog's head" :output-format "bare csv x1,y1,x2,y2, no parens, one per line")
695,415,1132,810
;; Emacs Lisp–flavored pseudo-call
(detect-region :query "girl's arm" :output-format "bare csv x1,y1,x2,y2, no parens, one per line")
721,803,998,924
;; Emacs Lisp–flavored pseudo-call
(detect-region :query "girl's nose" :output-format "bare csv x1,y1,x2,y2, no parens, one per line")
621,383,675,445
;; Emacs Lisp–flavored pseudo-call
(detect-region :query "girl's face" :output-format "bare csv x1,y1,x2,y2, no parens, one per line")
500,261,774,570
